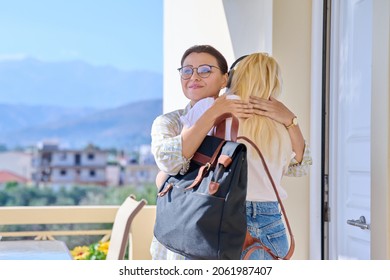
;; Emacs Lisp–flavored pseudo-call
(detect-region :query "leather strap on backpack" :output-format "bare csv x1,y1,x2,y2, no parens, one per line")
214,113,239,141
238,136,295,260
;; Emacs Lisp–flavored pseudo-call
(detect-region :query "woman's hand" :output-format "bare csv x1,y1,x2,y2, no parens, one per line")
181,95,252,159
249,96,295,126
211,95,253,120
249,96,306,162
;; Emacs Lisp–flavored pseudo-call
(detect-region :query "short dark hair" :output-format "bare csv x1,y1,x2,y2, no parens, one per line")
180,45,228,74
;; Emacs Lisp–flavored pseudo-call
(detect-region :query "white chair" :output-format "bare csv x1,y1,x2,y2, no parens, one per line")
106,195,147,260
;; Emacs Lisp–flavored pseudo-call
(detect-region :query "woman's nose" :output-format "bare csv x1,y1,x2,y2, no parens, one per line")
190,71,201,80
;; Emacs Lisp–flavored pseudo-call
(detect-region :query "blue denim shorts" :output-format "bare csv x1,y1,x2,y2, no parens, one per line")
241,201,288,260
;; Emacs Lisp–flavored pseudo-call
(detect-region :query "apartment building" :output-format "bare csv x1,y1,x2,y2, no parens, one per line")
32,143,107,186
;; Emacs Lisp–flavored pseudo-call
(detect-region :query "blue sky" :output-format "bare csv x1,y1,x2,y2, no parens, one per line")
0,0,163,73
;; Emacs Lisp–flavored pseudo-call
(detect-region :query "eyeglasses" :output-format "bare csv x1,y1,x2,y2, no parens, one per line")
177,64,221,80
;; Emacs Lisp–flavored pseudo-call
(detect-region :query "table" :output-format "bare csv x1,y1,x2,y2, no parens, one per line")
0,240,73,260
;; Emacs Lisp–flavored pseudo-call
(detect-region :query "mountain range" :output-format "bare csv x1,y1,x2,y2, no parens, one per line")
0,57,162,108
0,57,164,150
0,99,163,150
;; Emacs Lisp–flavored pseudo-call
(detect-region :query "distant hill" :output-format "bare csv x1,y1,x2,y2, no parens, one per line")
0,99,163,150
0,57,162,108
0,103,98,134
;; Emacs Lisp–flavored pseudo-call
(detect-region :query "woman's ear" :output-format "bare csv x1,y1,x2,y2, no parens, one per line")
226,69,234,89
221,73,229,89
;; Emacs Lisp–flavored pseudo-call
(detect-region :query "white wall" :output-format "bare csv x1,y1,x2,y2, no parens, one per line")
163,0,273,114
0,152,32,180
273,0,312,260
223,0,273,57
163,0,233,113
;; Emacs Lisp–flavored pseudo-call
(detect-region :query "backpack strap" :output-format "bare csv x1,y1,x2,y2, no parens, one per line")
237,136,295,260
214,113,239,141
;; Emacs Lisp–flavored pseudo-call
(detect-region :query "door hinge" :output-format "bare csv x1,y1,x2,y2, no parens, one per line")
323,174,330,222
324,201,331,222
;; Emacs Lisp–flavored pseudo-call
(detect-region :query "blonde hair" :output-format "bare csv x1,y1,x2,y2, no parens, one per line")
229,53,292,164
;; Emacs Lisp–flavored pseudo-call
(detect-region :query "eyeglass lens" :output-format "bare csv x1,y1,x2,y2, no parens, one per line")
179,65,213,79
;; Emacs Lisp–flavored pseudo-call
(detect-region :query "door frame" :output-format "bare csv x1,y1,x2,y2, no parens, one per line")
309,0,326,260
370,0,390,260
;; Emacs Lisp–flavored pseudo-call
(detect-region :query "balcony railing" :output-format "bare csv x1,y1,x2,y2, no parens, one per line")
0,205,156,260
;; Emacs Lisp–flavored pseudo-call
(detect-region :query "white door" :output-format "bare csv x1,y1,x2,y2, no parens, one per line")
328,0,372,259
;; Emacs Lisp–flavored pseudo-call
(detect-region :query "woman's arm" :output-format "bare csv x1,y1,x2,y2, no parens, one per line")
181,96,251,159
249,96,305,163
286,142,313,176
151,110,189,175
151,98,250,175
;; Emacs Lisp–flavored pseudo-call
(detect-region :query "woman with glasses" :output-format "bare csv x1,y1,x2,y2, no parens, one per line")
150,45,250,260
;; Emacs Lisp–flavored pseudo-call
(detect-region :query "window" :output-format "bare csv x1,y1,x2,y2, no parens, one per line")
87,153,95,160
75,154,81,165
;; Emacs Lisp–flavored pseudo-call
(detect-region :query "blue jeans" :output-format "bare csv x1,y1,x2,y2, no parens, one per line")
241,201,289,260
